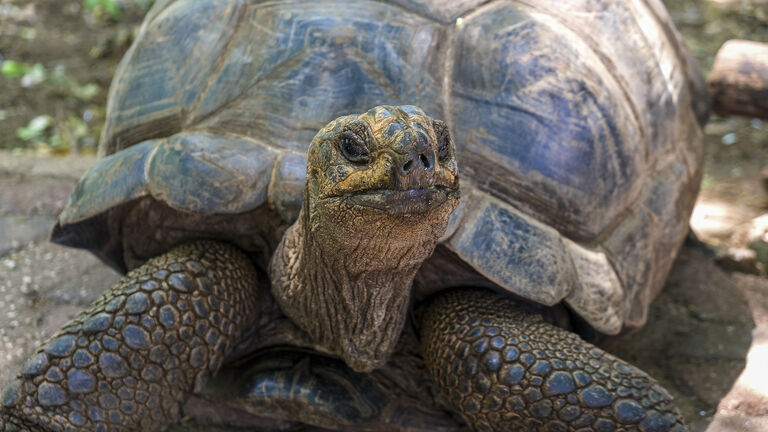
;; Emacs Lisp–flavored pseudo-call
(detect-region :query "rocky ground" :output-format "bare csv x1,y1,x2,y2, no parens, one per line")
0,152,119,391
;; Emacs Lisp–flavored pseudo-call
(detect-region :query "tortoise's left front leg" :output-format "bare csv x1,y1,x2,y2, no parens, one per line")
419,288,686,432
0,241,265,431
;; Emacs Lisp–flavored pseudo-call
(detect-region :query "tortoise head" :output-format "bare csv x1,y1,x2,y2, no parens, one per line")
271,105,460,372
301,104,460,275
306,105,459,227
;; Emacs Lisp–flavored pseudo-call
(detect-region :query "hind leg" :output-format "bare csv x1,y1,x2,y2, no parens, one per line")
1,241,265,432
419,288,686,432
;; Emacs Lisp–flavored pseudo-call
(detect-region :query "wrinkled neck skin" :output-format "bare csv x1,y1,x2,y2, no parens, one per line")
270,197,452,372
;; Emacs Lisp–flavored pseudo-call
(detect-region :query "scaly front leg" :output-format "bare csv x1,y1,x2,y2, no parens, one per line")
419,289,686,432
1,241,263,431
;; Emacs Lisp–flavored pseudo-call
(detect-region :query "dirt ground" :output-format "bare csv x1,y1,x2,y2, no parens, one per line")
1,1,768,431
0,0,147,154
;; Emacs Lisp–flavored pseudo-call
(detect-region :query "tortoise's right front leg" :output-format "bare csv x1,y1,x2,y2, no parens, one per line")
1,241,264,431
419,289,686,432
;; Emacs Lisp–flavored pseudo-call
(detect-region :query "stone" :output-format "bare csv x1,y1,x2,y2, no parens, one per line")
715,247,763,275
0,215,55,257
745,214,768,268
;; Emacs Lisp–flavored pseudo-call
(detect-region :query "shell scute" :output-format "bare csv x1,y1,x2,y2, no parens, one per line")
268,153,308,223
447,190,575,306
452,3,643,241
193,1,447,152
101,0,245,155
58,140,156,226
146,132,278,214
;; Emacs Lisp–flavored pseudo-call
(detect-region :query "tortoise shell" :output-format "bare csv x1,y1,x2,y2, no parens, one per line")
52,0,707,336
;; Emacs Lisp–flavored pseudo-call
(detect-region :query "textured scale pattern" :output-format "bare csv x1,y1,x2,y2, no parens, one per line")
0,241,261,432
420,289,686,432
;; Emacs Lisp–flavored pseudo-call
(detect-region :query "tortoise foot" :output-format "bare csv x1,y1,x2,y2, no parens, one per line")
419,289,686,432
0,241,262,432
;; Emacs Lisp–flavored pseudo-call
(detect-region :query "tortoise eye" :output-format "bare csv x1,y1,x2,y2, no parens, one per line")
339,135,369,164
433,120,452,163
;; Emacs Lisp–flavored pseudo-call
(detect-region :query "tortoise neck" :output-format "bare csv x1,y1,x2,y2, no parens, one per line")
269,205,429,373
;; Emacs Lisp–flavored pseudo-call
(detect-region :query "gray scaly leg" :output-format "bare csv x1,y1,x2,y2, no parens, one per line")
419,289,686,432
0,241,262,431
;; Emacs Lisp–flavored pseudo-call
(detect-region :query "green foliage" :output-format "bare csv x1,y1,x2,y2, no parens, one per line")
2,61,46,86
1,60,101,101
132,0,156,11
663,0,768,71
2,59,104,153
84,0,122,20
1,60,30,78
48,65,101,101
16,115,53,142
49,115,94,153
82,0,155,21
15,112,102,155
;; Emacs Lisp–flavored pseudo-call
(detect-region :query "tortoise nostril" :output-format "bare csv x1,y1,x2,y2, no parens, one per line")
420,153,431,169
402,154,431,173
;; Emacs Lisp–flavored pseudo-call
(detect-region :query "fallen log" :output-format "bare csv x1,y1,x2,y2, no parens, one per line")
708,39,768,119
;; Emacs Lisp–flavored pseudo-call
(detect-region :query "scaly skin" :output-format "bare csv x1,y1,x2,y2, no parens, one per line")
270,105,459,372
0,241,262,432
420,289,686,432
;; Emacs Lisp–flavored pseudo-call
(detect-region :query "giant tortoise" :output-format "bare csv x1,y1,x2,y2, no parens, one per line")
0,0,708,431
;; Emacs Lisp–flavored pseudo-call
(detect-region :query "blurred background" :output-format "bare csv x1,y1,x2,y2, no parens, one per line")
0,0,767,431
0,0,152,155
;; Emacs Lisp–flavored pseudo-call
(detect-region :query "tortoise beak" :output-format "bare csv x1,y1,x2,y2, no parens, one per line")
345,185,459,215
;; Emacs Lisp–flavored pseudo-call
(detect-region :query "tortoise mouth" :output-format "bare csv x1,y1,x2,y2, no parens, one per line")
326,186,459,214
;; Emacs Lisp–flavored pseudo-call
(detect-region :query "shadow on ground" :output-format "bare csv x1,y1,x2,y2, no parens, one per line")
608,238,757,431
